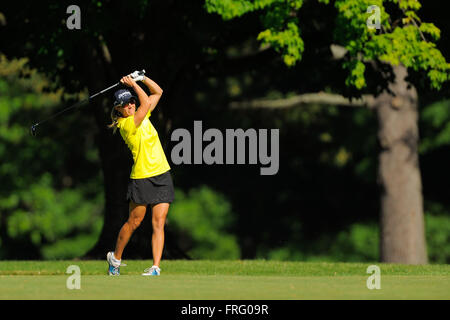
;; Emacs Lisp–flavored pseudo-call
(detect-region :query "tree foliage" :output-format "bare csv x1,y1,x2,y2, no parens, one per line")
205,0,450,91
0,1,449,262
0,55,104,259
205,0,304,66
169,186,240,259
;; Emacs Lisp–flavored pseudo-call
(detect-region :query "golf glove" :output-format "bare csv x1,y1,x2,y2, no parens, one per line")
130,70,145,82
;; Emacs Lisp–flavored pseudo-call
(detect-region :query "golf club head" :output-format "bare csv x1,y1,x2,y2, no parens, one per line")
30,124,38,136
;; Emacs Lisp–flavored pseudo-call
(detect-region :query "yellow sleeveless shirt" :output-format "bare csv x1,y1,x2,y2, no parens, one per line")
117,111,171,179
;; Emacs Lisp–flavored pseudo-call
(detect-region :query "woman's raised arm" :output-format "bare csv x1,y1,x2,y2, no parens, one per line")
141,76,163,111
133,76,163,126
120,74,163,127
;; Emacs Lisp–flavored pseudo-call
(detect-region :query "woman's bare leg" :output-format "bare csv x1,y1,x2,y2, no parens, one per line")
114,201,147,260
151,202,170,267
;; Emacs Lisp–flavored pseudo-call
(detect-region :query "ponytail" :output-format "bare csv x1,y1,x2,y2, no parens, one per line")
108,106,122,134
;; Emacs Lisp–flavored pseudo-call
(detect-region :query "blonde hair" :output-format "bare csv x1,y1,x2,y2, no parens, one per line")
108,106,122,134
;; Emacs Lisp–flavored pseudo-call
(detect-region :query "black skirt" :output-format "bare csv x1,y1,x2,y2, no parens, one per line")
126,171,175,205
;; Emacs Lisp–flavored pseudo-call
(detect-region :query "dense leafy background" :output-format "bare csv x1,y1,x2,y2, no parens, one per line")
0,0,449,262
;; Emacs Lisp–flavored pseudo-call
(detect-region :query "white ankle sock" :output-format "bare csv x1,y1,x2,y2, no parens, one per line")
112,253,121,266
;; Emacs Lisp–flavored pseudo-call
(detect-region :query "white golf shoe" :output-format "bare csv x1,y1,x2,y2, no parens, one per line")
142,265,161,276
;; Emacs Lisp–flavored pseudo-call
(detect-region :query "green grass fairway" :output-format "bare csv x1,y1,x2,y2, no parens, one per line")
0,260,449,300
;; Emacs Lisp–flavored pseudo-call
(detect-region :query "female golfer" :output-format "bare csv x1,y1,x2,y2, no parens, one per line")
106,72,173,276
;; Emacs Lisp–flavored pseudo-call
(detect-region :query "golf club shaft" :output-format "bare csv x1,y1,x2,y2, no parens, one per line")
88,82,120,101
32,82,119,127
30,69,145,136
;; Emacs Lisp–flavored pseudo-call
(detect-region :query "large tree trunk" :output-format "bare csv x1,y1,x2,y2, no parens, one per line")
374,64,428,264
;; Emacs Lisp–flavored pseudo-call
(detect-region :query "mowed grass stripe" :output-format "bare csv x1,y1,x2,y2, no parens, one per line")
1,275,449,300
0,260,449,276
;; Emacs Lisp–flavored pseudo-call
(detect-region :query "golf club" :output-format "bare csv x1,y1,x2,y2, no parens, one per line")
30,69,146,136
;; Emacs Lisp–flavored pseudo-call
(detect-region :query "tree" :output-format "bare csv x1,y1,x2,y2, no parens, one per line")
205,0,450,264
0,0,269,259
0,54,104,259
2,0,448,262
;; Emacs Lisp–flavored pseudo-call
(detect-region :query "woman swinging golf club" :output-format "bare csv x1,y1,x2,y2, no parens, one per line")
106,71,173,276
